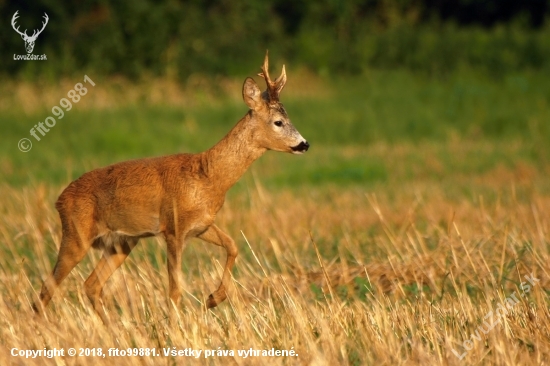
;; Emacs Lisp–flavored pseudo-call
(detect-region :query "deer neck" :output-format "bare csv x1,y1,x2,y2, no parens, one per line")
201,112,266,193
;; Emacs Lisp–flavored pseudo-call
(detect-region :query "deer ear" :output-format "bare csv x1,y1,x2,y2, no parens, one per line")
242,77,263,110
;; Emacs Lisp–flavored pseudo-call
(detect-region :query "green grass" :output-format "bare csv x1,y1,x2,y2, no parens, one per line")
2,68,549,187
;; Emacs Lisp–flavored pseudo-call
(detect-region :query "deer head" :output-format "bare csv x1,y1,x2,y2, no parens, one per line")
11,11,49,54
242,51,309,154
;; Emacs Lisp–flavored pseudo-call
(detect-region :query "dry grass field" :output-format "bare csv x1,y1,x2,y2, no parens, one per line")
1,151,549,365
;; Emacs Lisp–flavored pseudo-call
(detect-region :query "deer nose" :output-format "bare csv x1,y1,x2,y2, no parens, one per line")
291,141,310,153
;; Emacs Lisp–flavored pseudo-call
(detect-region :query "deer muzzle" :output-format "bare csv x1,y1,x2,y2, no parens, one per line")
291,141,310,154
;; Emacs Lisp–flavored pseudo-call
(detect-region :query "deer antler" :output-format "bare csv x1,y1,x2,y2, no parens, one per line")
257,50,287,103
11,11,28,37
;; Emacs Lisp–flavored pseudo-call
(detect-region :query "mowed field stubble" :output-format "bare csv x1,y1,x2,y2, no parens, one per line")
1,68,550,365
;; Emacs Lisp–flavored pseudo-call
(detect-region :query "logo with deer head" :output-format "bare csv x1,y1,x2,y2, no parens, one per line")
11,11,49,54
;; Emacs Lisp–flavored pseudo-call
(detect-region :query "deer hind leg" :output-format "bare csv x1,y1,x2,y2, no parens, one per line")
198,224,238,308
33,216,96,315
84,236,138,324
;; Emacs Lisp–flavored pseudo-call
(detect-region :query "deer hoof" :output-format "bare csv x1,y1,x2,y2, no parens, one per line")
206,294,218,308
206,289,228,308
32,302,43,315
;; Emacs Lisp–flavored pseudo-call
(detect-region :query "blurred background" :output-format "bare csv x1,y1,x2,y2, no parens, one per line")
1,0,550,189
2,0,550,79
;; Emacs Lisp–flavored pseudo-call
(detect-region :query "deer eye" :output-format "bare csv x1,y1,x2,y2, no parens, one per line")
274,121,283,127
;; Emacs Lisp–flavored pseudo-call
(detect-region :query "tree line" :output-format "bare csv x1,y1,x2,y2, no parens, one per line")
2,0,549,79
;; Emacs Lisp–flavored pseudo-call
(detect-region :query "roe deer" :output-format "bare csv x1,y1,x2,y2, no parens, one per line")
33,51,309,323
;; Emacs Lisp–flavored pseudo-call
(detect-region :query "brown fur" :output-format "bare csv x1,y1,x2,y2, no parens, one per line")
33,52,309,323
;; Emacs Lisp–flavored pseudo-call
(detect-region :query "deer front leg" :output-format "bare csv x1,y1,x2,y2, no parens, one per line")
84,237,138,324
198,224,237,308
165,233,185,306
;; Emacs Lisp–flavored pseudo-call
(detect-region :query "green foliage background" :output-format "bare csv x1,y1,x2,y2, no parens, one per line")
2,0,550,79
